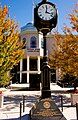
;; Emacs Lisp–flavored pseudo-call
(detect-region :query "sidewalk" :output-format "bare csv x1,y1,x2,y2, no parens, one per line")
0,83,77,120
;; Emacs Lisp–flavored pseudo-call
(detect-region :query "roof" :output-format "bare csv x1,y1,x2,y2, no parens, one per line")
21,22,37,32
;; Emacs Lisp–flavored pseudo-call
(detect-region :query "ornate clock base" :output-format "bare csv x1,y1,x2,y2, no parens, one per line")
30,98,67,120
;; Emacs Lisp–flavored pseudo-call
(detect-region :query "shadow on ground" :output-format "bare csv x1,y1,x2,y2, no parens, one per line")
1,94,72,120
1,114,30,120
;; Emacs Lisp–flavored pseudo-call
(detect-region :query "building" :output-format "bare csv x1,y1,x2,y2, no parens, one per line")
11,22,57,90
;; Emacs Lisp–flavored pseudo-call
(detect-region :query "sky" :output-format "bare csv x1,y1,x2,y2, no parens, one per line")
1,0,78,33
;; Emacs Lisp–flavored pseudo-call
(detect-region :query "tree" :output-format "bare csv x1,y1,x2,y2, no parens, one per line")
0,6,24,86
49,4,78,85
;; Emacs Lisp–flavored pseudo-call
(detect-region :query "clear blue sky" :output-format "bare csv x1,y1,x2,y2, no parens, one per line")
1,0,78,33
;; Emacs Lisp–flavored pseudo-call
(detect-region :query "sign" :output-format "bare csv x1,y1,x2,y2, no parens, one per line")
31,98,67,120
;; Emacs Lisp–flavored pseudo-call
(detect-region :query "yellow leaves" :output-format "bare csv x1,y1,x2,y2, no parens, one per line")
0,34,3,41
0,58,4,66
0,26,2,32
0,7,3,18
0,5,24,86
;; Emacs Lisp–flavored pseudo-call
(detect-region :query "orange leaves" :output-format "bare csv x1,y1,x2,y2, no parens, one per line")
68,4,78,32
0,5,8,21
51,3,78,77
70,14,76,22
49,32,78,77
3,5,8,17
3,18,11,29
0,5,24,86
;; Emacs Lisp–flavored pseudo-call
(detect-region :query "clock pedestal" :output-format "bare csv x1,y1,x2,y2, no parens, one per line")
30,98,67,120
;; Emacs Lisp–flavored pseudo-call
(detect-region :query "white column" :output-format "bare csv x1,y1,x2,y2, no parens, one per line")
56,69,59,82
0,92,3,108
27,73,29,83
27,56,29,83
27,56,29,71
38,56,40,73
20,59,22,83
56,68,61,82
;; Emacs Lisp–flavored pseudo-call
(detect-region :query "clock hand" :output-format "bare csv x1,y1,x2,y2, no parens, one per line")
46,11,50,14
46,12,54,16
45,5,48,13
45,6,52,14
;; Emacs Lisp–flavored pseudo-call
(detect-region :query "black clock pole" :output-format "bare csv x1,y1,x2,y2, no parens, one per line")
41,32,51,99
43,33,47,57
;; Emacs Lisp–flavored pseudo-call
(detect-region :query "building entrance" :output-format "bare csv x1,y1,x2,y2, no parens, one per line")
29,74,41,90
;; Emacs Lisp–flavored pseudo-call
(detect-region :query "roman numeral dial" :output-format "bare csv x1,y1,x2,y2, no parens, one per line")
38,3,56,21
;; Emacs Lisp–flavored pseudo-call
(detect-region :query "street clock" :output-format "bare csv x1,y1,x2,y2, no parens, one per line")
34,1,57,34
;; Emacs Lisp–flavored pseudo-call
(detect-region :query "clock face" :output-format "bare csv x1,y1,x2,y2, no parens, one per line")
38,3,56,21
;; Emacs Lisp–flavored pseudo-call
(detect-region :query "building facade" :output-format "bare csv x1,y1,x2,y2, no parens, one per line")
11,22,58,90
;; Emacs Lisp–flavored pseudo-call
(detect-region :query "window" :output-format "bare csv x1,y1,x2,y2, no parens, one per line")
22,59,27,71
22,73,27,83
51,69,56,83
22,37,26,49
41,40,44,48
30,36,36,48
30,58,37,71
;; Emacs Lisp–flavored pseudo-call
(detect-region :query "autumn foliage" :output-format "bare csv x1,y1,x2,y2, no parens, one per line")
0,6,24,86
49,4,78,79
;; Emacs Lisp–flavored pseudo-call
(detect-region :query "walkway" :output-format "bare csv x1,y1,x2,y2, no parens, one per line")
0,83,77,120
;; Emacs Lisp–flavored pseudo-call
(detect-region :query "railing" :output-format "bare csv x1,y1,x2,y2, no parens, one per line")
19,95,28,120
27,48,40,52
19,95,36,120
19,94,78,120
26,48,43,56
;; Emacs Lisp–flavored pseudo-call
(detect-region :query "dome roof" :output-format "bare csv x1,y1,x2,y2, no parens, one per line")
21,22,37,32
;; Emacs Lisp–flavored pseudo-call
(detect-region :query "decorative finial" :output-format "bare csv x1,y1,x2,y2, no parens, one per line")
42,0,48,2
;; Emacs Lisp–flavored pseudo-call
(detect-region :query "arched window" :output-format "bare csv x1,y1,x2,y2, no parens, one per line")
23,37,26,43
30,36,37,48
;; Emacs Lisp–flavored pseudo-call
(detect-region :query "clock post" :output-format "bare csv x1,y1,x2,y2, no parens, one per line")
34,0,57,97
41,32,51,98
30,0,67,120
